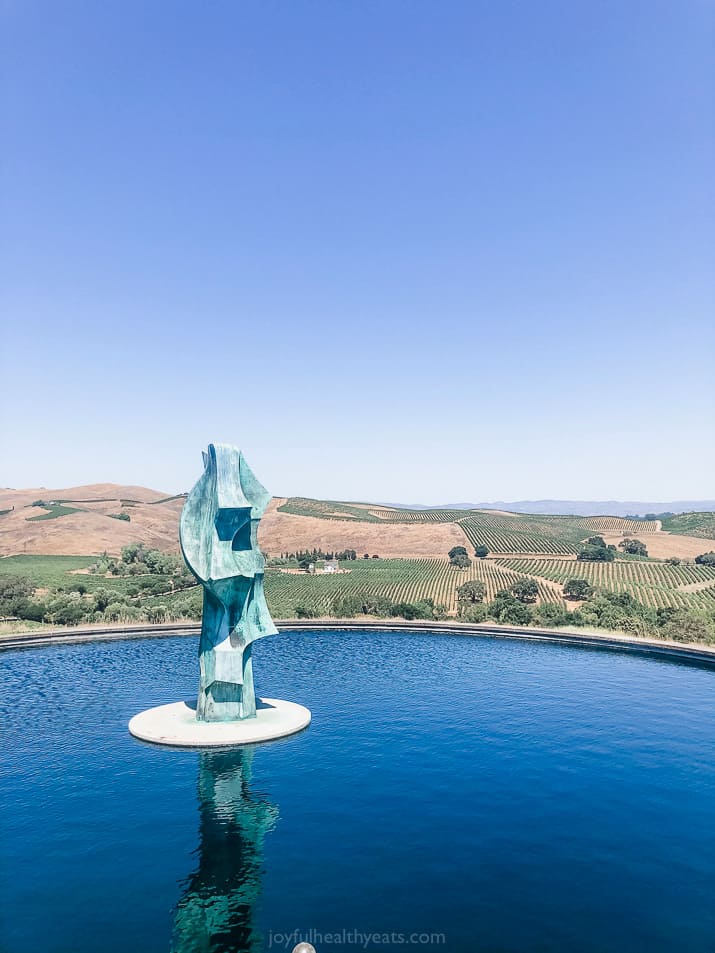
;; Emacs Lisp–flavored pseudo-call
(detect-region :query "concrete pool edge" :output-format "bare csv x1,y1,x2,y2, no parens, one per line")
1,618,714,665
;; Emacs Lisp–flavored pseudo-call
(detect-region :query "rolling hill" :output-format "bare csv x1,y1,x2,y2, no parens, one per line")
1,485,713,562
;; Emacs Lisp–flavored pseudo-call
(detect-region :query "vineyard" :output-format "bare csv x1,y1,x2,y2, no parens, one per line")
263,554,715,618
263,558,562,617
276,498,384,522
367,507,473,523
4,551,715,637
497,558,715,611
576,516,660,535
457,513,585,554
276,498,663,557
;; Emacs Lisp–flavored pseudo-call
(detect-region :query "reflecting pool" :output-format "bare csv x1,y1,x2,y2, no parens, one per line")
1,630,714,953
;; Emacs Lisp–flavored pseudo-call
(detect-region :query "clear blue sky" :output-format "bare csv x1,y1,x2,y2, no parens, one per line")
2,1,713,502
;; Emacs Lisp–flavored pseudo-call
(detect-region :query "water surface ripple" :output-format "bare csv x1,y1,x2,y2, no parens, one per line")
1,630,714,953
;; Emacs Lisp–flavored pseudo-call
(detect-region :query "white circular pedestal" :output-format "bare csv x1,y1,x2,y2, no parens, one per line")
128,697,311,747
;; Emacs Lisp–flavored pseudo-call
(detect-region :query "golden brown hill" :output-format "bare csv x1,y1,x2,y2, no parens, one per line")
0,484,185,556
0,485,466,558
1,485,712,561
259,499,467,558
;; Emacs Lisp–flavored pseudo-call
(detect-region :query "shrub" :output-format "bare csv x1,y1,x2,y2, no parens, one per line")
103,603,126,622
662,614,714,644
535,603,568,627
9,598,47,622
488,590,533,625
294,605,317,618
460,604,487,623
389,599,443,621
48,600,87,626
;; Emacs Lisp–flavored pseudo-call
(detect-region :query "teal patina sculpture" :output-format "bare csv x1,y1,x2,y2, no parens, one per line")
180,444,278,722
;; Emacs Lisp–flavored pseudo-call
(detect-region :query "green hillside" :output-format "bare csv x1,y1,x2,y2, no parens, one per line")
661,512,715,540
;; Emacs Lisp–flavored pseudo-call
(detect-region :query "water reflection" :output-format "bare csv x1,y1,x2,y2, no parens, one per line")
172,748,278,953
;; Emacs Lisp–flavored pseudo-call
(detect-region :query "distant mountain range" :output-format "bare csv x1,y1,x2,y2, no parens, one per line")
384,500,715,516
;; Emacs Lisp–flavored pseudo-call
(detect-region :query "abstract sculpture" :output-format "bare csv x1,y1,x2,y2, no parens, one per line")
128,443,310,746
180,443,277,721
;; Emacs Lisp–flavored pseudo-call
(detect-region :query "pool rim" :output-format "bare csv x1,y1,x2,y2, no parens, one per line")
1,619,713,667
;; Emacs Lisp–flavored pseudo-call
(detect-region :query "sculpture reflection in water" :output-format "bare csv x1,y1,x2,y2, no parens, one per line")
171,748,278,953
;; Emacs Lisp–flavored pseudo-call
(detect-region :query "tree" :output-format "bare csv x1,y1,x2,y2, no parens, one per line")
488,590,533,625
510,578,539,603
577,536,616,562
665,557,681,566
535,603,568,627
474,545,489,559
11,598,46,622
563,578,593,601
695,552,715,566
0,575,35,617
121,542,148,564
294,605,317,618
93,588,112,612
618,538,648,557
448,546,468,560
457,580,486,610
450,553,471,569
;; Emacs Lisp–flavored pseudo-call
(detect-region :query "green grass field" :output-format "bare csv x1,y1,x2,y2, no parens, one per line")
25,503,83,521
0,555,186,598
0,555,96,586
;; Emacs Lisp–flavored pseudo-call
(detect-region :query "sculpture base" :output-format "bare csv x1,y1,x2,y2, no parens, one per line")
128,698,311,747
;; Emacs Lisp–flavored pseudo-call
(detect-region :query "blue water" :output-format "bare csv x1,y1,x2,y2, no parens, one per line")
1,630,714,953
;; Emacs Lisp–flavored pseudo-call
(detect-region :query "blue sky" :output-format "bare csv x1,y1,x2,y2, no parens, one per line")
2,1,713,502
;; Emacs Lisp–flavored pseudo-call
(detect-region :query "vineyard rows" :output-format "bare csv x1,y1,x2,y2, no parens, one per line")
277,498,384,522
264,559,561,617
497,558,715,611
368,508,472,523
277,498,663,556
576,516,659,535
457,514,585,555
